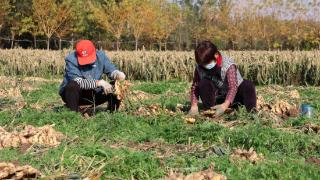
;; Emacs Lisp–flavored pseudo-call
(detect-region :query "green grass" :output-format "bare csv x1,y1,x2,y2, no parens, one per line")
0,79,319,179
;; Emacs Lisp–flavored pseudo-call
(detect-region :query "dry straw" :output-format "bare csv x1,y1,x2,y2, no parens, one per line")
0,49,319,85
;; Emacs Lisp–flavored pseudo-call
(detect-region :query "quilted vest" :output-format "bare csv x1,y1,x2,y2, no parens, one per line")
196,54,244,95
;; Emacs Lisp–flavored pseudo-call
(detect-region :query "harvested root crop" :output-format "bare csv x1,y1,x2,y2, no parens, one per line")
163,169,226,180
302,123,320,134
0,125,64,149
183,117,196,124
230,148,264,163
257,96,299,118
201,109,216,118
133,104,174,116
114,81,131,101
0,162,41,179
130,90,151,101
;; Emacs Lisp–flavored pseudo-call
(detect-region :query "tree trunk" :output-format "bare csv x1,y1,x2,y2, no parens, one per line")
59,38,62,50
11,33,14,49
98,32,102,50
47,36,50,50
34,35,37,49
135,38,138,51
178,29,182,51
164,41,167,51
159,41,161,51
71,33,74,49
116,39,120,51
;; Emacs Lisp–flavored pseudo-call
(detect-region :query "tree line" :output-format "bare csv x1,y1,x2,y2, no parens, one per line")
0,0,319,51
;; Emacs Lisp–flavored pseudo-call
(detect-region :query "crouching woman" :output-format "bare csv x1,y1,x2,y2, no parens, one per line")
189,41,257,116
59,40,126,112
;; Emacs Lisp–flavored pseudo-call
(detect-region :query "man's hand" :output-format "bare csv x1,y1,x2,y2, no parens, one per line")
112,70,126,81
212,101,230,117
97,80,113,94
188,105,199,116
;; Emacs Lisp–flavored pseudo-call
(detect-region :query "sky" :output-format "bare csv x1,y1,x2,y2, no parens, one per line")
169,0,320,21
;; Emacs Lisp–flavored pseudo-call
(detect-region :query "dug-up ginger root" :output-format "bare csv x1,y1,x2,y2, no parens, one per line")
0,162,41,179
133,104,175,116
201,109,216,118
163,163,226,180
230,148,264,164
113,80,131,101
256,96,299,118
183,117,196,124
0,127,28,149
20,125,64,147
0,125,64,149
302,123,320,134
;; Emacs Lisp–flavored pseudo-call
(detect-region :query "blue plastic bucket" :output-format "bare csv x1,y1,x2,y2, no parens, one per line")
300,104,314,118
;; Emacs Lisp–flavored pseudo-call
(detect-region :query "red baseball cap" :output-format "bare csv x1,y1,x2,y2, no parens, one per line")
76,40,97,65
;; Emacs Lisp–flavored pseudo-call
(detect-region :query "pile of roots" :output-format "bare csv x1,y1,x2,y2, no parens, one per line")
0,162,41,179
163,164,226,180
230,148,264,164
0,125,64,149
133,104,175,116
256,86,301,118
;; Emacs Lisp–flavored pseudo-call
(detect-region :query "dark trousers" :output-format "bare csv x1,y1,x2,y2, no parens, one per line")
61,81,120,112
199,79,257,112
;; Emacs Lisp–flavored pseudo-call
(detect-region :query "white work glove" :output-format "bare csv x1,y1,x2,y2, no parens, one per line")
97,80,113,94
188,105,199,116
212,104,227,117
111,70,126,81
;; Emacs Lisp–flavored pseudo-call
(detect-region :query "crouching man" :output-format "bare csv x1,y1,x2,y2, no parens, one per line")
59,40,126,112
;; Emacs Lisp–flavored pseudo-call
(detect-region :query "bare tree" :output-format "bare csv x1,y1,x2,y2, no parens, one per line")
32,0,73,50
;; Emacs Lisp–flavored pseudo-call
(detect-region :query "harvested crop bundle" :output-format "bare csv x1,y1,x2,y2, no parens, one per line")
230,148,264,163
0,125,64,149
114,80,131,101
0,162,41,179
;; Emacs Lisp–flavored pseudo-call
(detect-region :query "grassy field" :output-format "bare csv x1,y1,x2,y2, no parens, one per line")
0,77,319,179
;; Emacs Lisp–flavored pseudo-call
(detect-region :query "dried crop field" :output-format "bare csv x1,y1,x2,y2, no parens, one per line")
1,49,320,85
0,49,319,179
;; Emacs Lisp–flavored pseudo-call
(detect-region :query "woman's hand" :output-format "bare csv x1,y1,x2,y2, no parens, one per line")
212,101,230,117
188,105,199,116
111,70,126,81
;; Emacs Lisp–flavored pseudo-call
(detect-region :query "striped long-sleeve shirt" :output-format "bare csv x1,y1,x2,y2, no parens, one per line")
191,65,238,105
74,78,97,90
